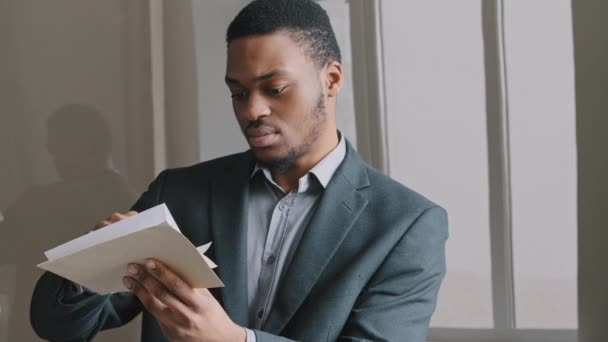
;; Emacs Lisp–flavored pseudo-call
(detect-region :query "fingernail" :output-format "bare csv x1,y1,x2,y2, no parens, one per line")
123,278,132,289
127,265,139,275
146,260,156,270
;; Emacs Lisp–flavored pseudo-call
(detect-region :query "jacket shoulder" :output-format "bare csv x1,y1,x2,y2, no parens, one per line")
363,165,443,216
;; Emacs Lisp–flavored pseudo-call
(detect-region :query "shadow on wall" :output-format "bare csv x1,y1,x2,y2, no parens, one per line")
0,104,139,341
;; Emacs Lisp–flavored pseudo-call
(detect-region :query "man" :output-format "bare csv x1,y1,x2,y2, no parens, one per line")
30,1,448,341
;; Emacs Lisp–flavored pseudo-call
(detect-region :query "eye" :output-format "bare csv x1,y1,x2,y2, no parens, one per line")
268,86,287,96
230,91,247,99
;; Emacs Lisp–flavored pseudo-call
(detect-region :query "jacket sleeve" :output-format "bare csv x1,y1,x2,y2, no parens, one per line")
251,330,298,342
338,205,448,342
29,170,169,341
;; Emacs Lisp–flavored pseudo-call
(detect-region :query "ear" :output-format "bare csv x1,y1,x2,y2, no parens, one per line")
325,61,343,98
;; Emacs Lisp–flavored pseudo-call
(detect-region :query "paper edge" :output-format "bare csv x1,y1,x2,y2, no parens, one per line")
44,203,174,260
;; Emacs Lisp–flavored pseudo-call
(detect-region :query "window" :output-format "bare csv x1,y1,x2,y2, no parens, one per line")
353,0,578,340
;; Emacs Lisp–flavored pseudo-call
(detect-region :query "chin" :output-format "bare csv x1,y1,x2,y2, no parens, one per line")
250,141,281,155
253,146,298,173
252,148,283,163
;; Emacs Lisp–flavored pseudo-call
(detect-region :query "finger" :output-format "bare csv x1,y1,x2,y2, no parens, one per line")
91,211,131,232
194,287,213,298
91,220,111,232
123,275,174,322
107,212,127,223
127,264,190,313
143,259,200,309
108,211,138,222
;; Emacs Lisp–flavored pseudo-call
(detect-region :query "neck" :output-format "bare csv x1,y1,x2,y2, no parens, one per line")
272,129,339,192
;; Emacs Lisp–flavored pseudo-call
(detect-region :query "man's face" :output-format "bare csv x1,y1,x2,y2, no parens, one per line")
225,31,327,172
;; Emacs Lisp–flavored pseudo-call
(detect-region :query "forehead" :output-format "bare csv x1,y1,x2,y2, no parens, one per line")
226,31,313,81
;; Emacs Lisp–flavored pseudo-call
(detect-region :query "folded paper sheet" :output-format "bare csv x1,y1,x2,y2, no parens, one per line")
37,203,224,294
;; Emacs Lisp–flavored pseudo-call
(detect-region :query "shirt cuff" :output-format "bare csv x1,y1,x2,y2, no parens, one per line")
246,328,257,342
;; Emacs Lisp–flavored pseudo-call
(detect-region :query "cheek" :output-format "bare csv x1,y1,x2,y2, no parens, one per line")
231,102,247,126
272,101,306,137
276,89,316,123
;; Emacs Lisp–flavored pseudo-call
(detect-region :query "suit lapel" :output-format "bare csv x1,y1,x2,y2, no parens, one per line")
208,151,254,327
263,142,370,334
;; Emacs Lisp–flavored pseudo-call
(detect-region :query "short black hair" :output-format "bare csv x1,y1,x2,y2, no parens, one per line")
226,0,341,68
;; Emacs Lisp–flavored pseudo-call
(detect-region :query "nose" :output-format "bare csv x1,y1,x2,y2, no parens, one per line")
241,92,270,122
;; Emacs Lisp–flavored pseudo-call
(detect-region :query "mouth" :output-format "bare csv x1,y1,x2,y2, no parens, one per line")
247,132,280,148
246,124,280,148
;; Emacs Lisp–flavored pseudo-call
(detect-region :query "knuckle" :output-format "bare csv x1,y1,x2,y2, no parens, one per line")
110,212,123,220
170,278,184,292
138,270,148,283
150,264,162,277
153,288,168,302
200,288,213,299
92,220,109,230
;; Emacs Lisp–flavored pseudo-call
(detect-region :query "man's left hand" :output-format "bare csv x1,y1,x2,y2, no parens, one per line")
123,259,246,342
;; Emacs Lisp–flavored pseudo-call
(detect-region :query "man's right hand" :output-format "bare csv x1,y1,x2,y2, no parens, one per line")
90,211,138,232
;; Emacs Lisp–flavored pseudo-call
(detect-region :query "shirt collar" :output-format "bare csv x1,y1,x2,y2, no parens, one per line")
250,131,346,192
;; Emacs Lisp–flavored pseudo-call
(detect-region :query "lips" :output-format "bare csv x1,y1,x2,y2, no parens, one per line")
246,126,279,148
246,126,277,137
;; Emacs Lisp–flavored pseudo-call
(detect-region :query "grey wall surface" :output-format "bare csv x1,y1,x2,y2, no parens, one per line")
573,2,608,341
163,1,201,168
0,1,146,340
192,0,251,162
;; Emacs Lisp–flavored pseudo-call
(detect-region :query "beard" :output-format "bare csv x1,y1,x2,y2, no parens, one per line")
256,92,327,174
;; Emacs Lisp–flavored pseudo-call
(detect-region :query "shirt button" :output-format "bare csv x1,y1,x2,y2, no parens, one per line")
279,203,287,211
257,309,264,319
267,255,276,265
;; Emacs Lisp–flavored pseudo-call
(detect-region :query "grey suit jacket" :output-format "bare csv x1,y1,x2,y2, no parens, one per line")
31,140,448,342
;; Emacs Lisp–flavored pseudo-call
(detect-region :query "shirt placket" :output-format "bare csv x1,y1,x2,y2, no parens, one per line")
252,192,296,328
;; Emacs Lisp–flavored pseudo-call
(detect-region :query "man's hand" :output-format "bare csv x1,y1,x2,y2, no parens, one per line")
122,259,246,342
90,211,138,232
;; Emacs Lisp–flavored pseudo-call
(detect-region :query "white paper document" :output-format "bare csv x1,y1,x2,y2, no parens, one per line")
37,203,224,294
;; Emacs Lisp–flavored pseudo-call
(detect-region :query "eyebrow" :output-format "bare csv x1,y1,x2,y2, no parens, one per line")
225,70,288,85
